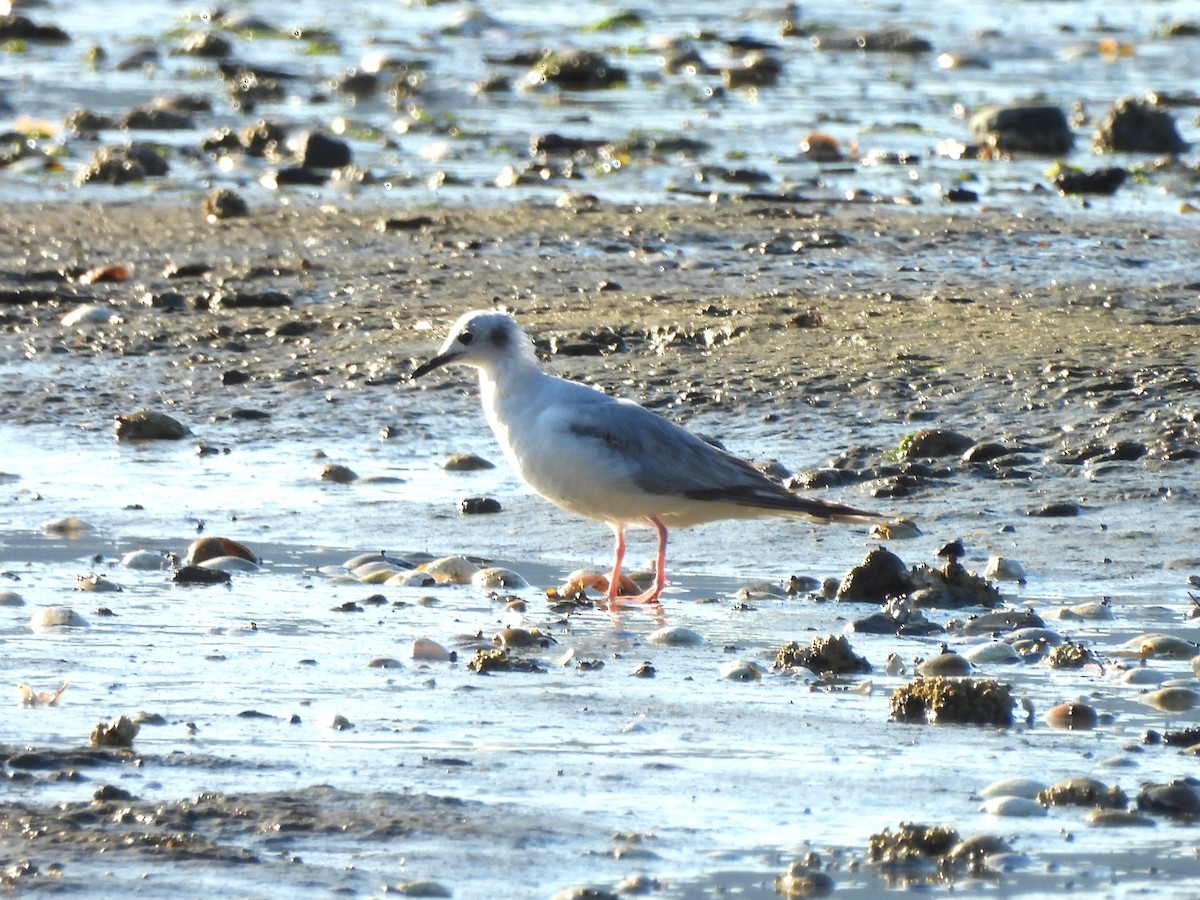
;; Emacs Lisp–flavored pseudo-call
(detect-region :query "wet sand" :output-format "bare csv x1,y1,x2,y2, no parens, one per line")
2,196,1200,898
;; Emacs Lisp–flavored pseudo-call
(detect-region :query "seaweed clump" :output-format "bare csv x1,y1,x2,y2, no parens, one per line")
773,635,871,675
890,677,1013,726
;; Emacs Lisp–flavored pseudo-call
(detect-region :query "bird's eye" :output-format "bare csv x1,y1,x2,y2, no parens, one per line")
458,331,474,346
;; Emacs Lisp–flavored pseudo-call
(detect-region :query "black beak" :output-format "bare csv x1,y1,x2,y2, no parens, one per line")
410,351,457,380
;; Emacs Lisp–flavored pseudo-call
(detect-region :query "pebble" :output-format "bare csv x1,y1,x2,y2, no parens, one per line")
648,625,704,647
114,409,190,441
984,556,1026,583
1044,701,1099,730
471,567,527,589
367,657,404,669
0,590,25,607
442,452,495,471
962,641,1022,665
411,638,453,662
1138,687,1199,714
459,496,502,515
979,796,1047,817
320,463,359,483
719,659,763,682
75,574,122,592
981,777,1046,800
917,650,972,677
30,606,88,630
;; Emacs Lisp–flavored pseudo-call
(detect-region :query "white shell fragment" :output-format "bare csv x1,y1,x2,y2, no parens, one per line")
985,556,1027,582
121,549,172,570
61,304,116,328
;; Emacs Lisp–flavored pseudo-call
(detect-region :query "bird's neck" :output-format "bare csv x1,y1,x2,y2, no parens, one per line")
479,356,544,429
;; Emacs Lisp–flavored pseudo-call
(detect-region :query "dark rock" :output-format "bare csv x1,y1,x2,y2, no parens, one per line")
120,106,194,130
380,215,436,231
63,108,115,136
1029,501,1082,517
0,14,70,43
238,120,288,156
114,409,190,441
209,290,292,310
76,143,169,185
1136,780,1200,820
936,539,965,561
1039,777,1126,809
943,187,978,203
1093,95,1189,154
960,608,1044,635
813,26,933,53
467,648,545,674
297,131,353,169
203,188,249,221
93,784,135,802
531,49,627,90
459,497,502,515
722,52,783,89
178,31,232,58
970,104,1073,155
962,441,1017,463
1054,166,1127,196
899,428,975,459
837,547,914,601
172,565,232,585
267,166,329,187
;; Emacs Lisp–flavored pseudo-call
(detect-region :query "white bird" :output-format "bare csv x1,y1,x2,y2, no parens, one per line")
411,310,880,608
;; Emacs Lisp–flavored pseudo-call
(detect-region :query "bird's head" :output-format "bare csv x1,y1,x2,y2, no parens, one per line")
410,310,536,380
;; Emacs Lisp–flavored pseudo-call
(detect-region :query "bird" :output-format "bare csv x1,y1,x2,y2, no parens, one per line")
410,310,881,608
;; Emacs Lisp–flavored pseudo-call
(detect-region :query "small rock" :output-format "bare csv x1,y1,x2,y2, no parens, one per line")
77,142,169,186
899,428,975,459
1053,166,1127,196
442,452,495,471
0,590,25,607
203,188,249,222
1044,701,1099,730
980,796,1046,817
917,649,972,677
320,463,359,483
719,659,763,681
837,547,913,601
1093,94,1189,154
648,625,704,646
172,565,232,585
114,409,190,441
981,777,1045,800
368,657,404,669
411,638,454,662
984,556,1026,582
90,715,139,748
295,131,353,168
969,104,1073,155
30,606,88,630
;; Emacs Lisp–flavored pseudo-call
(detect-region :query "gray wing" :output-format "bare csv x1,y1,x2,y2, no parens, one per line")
556,389,878,522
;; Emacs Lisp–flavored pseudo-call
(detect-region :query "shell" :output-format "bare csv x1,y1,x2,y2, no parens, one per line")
981,777,1046,800
186,537,257,566
411,638,453,662
984,556,1027,582
420,556,481,584
719,659,763,682
648,625,704,647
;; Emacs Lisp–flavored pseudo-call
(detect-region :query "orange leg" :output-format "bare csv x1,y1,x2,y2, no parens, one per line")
630,516,668,605
603,524,627,607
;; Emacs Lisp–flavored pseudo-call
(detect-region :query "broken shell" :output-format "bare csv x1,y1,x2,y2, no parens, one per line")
472,566,528,589
411,638,453,662
186,536,257,566
984,556,1027,582
420,555,481,584
980,796,1046,817
559,569,639,597
720,659,763,682
648,625,704,647
31,606,88,630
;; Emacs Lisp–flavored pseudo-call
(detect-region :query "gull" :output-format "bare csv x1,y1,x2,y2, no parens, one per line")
411,310,880,608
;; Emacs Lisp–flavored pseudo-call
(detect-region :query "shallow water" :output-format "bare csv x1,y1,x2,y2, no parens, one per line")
2,405,1200,896
2,0,1197,213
